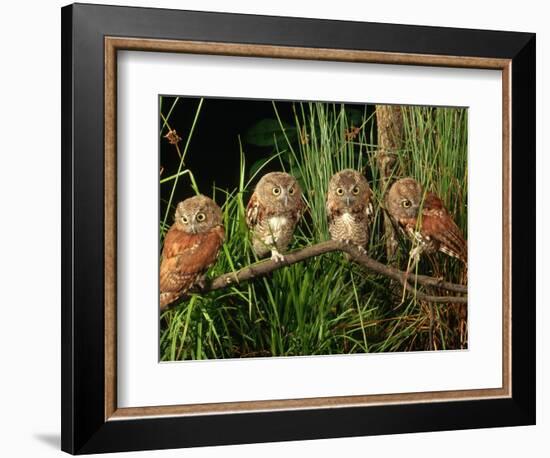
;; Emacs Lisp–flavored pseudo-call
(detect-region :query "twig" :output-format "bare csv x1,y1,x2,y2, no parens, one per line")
193,240,467,304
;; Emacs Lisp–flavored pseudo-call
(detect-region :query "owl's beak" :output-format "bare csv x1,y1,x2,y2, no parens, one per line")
190,223,197,234
284,194,288,207
345,196,351,207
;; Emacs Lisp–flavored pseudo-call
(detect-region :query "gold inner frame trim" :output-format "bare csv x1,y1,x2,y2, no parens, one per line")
104,37,512,421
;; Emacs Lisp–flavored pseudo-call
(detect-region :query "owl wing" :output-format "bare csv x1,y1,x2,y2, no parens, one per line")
421,193,467,262
364,190,374,217
326,197,338,225
246,192,263,228
160,225,225,296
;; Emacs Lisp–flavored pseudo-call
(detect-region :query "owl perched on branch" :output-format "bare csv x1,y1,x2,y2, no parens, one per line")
246,172,304,262
326,169,373,251
386,177,467,264
159,195,225,310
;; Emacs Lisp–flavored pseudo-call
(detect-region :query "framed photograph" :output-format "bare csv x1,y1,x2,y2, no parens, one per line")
61,3,536,454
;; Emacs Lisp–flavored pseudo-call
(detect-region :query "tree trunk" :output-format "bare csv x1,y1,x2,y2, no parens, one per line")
375,105,403,262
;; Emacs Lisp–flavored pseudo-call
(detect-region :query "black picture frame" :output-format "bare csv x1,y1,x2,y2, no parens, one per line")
61,3,535,454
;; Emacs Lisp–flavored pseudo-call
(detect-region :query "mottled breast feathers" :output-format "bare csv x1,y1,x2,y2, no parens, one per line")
159,195,225,309
246,172,304,261
326,169,373,250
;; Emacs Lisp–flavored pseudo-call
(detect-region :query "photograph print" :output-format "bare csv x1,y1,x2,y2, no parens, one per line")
159,96,468,361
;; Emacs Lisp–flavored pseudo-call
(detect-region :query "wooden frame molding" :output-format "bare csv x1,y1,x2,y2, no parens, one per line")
63,4,536,453
104,37,512,421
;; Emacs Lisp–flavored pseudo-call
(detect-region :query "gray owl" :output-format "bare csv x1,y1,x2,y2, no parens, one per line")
246,172,304,262
326,169,373,251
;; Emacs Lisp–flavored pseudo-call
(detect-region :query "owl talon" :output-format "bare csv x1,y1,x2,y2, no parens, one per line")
246,172,303,265
387,178,467,266
327,170,373,253
270,250,285,263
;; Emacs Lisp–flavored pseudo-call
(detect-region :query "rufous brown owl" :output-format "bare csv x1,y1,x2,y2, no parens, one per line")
386,177,467,264
160,195,225,310
326,169,373,250
246,172,304,262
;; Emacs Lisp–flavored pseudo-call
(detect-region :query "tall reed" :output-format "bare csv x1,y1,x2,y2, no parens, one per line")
160,100,468,360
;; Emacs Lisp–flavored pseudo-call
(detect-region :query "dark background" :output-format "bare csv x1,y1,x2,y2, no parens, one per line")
159,96,375,218
160,97,291,216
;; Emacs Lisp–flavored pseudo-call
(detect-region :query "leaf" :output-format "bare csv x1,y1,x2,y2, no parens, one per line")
245,119,297,147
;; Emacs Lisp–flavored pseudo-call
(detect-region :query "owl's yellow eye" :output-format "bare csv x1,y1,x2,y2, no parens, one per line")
402,199,412,208
352,186,360,195
336,188,344,196
272,187,281,195
288,187,295,196
181,216,189,224
196,212,206,222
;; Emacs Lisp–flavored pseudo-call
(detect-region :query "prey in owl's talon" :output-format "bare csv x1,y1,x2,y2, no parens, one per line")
270,250,285,263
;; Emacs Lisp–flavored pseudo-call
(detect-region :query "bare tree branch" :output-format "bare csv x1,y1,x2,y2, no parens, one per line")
193,240,467,304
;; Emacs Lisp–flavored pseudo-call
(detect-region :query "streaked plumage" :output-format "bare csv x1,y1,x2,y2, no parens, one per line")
246,172,304,262
326,169,373,250
160,195,225,310
385,177,467,263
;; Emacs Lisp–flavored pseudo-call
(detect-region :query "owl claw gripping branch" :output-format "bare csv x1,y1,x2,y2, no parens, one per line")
386,177,467,265
326,169,374,252
160,172,467,311
246,172,305,263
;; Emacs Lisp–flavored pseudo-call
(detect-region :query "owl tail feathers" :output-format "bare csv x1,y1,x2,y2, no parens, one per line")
439,246,466,263
456,248,468,286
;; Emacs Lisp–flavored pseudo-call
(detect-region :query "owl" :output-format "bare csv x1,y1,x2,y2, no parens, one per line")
326,169,374,251
159,195,225,310
385,177,467,264
246,172,304,262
